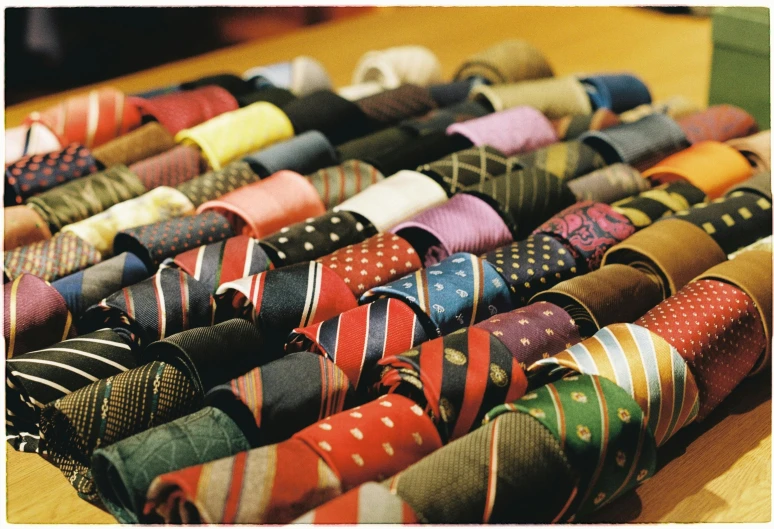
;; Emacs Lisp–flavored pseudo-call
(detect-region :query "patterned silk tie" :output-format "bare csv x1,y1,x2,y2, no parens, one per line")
508,140,607,181
419,145,517,195
113,210,235,272
5,122,63,166
391,192,513,265
376,326,527,443
355,84,438,130
306,160,385,209
580,113,690,171
25,87,142,148
6,329,136,453
258,210,377,268
551,108,621,141
91,122,175,168
334,170,449,232
642,141,753,199
4,231,103,283
726,170,771,201
352,45,443,88
171,235,272,294
669,191,772,254
4,274,75,358
453,39,554,84
4,205,53,250
446,105,558,156
287,297,430,391
361,252,514,337
26,164,146,233
316,232,423,297
610,180,707,228
175,161,260,208
242,130,337,178
567,163,650,204
726,130,771,172
128,144,204,190
5,143,99,206
579,74,652,113
197,170,326,238
78,268,216,349
529,322,700,446
175,101,294,170
130,85,239,135
470,76,592,118
676,104,758,144
51,252,150,317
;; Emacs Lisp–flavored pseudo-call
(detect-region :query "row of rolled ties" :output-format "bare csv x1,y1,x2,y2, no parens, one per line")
4,40,773,524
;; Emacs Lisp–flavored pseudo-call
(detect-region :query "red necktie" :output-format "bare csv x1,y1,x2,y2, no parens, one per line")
129,86,239,135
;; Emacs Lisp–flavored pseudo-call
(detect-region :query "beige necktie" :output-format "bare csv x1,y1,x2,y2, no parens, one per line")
470,76,592,118
351,45,443,88
619,96,701,123
726,130,772,172
454,39,554,84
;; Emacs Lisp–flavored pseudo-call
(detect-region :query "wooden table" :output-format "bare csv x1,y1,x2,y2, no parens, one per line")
6,6,771,524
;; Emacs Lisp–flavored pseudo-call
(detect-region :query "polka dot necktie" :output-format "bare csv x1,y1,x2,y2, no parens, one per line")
128,145,204,190
611,180,707,229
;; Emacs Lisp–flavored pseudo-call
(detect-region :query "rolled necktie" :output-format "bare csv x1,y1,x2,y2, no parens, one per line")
611,180,707,228
113,210,234,272
179,74,253,97
531,201,636,272
355,84,438,131
243,56,332,96
175,160,260,208
579,113,690,171
130,85,239,135
418,145,516,195
175,101,294,170
669,191,772,254
482,233,580,306
619,95,702,123
403,99,490,135
362,252,515,337
234,86,297,109
601,218,727,299
529,322,699,446
551,108,621,141
473,301,582,369
567,163,650,204
316,232,423,297
38,359,202,503
529,264,665,338
471,77,592,118
91,122,176,168
26,164,146,234
24,87,142,148
391,193,513,266
482,375,657,521
51,252,150,317
637,278,767,420
352,45,443,88
307,160,385,209
214,262,357,358
337,82,385,101
197,170,326,238
579,74,652,113
428,79,481,107
61,186,195,255
129,145,204,190
287,297,430,391
144,394,440,524
259,210,377,268
5,143,99,206
726,130,771,172
4,231,102,283
677,104,758,144
642,141,753,199
336,126,415,164
5,122,63,166
282,90,371,146
92,406,250,523
726,170,771,200
78,268,215,349
446,105,558,156
509,140,607,181
4,205,52,250
172,235,272,294
4,274,75,358
6,329,136,453
693,250,772,375
377,326,527,443
465,167,576,239
454,39,554,84
242,130,337,177
292,482,420,524
334,170,448,232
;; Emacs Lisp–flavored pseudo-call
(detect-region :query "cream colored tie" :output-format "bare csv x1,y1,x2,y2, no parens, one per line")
470,76,592,118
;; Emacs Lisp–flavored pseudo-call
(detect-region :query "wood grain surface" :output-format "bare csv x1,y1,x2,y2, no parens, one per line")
5,6,771,524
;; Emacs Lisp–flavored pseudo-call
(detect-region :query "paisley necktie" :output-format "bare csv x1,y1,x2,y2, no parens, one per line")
91,122,175,168
567,163,650,204
470,76,592,118
508,140,607,181
242,130,337,178
316,232,423,297
676,104,758,144
579,73,652,113
130,85,239,135
361,252,514,337
306,160,385,210
4,231,103,283
419,145,517,195
453,39,554,84
128,144,204,190
175,161,260,209
610,180,707,229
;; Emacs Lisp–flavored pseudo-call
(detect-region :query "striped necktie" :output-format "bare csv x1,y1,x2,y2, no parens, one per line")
306,160,385,210
4,231,103,283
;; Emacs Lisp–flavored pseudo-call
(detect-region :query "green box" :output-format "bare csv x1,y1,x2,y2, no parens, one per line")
709,7,770,128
